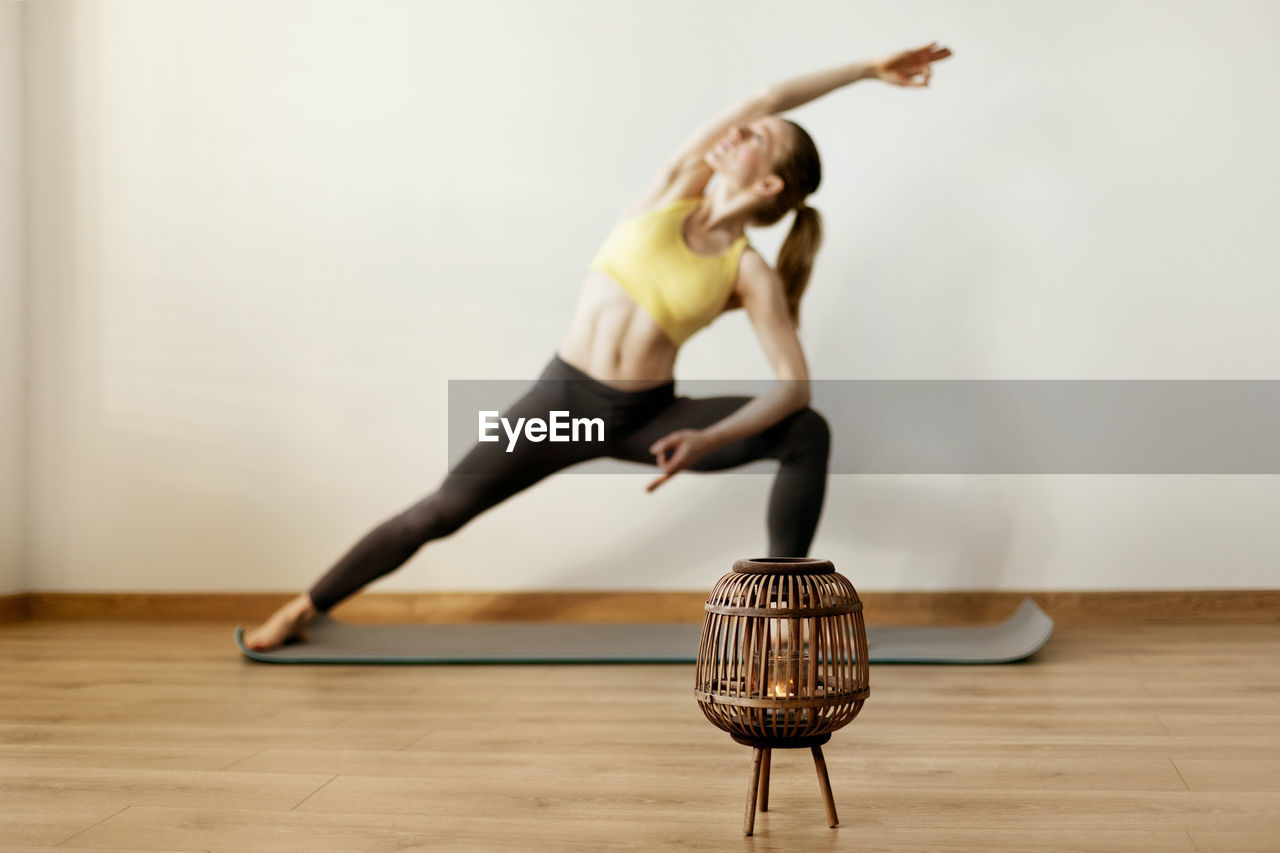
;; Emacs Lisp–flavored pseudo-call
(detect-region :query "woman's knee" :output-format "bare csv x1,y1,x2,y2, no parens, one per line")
782,407,831,462
395,487,473,543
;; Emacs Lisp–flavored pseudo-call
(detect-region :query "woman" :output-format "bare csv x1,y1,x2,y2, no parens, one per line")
245,42,953,650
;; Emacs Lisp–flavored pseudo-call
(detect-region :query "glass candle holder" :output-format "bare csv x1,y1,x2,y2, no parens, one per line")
747,648,809,726
761,649,805,697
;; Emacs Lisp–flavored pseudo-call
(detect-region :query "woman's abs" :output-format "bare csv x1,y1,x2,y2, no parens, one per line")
557,270,679,389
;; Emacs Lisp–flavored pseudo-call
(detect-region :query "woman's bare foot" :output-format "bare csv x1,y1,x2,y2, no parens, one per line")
243,593,318,651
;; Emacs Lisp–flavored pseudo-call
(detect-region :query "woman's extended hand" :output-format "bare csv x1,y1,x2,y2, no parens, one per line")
873,42,953,87
646,429,716,492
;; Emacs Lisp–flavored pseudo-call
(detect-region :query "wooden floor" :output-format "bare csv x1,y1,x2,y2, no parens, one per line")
1,620,1278,852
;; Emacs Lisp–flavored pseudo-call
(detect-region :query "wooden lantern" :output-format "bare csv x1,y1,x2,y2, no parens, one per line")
694,557,869,835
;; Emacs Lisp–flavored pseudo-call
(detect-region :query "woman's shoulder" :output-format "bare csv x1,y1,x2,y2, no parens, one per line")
737,245,769,273
733,247,780,292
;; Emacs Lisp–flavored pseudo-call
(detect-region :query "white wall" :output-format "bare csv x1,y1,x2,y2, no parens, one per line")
23,0,1280,595
0,2,26,597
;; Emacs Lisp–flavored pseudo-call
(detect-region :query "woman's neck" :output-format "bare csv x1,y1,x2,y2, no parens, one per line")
694,183,758,236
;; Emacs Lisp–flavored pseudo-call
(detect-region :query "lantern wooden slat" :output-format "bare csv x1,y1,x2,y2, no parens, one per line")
694,557,870,836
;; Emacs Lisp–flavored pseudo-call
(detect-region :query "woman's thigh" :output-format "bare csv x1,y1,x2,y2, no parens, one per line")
442,375,610,510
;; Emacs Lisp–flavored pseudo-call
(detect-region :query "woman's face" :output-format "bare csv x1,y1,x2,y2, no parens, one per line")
704,116,791,193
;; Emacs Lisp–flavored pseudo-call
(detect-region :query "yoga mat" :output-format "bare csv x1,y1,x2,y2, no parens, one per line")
236,598,1053,665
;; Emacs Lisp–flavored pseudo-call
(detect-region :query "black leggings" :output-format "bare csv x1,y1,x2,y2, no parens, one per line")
308,354,830,612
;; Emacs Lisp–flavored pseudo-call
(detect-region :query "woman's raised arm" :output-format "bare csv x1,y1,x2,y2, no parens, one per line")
767,42,953,112
638,43,953,207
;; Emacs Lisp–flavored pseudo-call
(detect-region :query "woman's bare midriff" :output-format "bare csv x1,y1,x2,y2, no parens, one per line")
556,270,681,390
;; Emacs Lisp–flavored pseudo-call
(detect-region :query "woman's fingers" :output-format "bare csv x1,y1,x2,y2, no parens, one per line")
650,431,692,469
887,42,952,84
648,433,677,457
649,439,690,488
901,65,931,87
646,470,674,492
916,41,951,61
658,445,688,472
649,445,670,467
647,428,707,488
888,49,947,87
650,445,689,487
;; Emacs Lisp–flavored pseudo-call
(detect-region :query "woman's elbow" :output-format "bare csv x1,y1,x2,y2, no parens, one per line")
757,86,781,115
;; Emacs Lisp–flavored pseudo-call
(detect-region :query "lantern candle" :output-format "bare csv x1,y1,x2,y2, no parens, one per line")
695,557,870,836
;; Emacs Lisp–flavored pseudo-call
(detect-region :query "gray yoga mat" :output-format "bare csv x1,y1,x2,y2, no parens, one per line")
236,598,1053,665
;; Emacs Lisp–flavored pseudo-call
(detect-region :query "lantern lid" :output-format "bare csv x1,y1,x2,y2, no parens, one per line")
732,557,835,575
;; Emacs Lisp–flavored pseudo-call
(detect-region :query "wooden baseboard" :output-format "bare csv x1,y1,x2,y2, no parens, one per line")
0,593,31,624
17,589,1280,625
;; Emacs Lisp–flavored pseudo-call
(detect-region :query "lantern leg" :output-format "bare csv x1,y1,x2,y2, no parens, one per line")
758,748,771,812
811,745,839,828
744,747,764,835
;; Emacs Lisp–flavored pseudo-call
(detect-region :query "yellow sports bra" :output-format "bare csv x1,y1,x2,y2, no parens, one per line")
587,197,749,345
